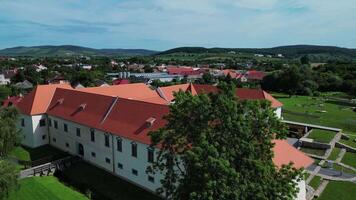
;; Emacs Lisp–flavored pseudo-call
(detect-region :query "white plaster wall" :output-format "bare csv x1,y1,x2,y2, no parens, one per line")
47,115,163,193
48,116,114,172
296,179,306,200
18,114,34,147
113,136,164,192
275,107,282,119
31,115,49,147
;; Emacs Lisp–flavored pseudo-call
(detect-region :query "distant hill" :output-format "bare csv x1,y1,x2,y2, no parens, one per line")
0,45,159,57
159,45,356,58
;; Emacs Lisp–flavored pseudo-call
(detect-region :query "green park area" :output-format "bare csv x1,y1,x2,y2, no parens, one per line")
275,94,356,135
7,176,88,200
318,181,356,200
341,152,356,169
309,176,322,190
307,129,336,143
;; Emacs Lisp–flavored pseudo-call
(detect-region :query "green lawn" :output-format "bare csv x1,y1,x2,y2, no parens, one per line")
59,161,161,200
307,129,336,143
309,176,322,190
328,148,341,161
339,134,356,149
318,181,356,200
9,145,68,161
276,95,356,135
7,176,88,200
300,147,326,156
8,146,31,161
341,152,356,169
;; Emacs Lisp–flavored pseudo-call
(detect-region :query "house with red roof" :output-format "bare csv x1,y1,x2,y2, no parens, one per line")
15,83,312,199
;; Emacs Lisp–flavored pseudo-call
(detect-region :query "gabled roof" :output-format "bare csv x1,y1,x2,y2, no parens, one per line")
77,83,167,105
158,83,197,102
273,140,314,169
46,88,169,144
17,84,72,115
1,96,22,107
162,84,283,108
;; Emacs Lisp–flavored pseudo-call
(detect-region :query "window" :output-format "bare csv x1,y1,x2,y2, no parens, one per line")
76,128,81,137
117,137,122,152
148,148,154,163
105,134,110,147
66,143,69,147
42,135,46,140
21,118,25,127
48,118,52,127
53,138,56,142
64,123,68,132
131,143,137,158
54,120,58,129
90,129,95,142
132,169,138,176
148,176,155,183
39,119,46,127
117,163,123,169
91,152,96,157
105,158,111,164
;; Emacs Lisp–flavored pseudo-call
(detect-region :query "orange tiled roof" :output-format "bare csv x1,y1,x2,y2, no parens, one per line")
273,139,314,169
158,83,197,102
17,84,72,115
77,83,168,105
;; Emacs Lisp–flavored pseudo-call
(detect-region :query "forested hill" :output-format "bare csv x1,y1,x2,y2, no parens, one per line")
159,45,356,58
0,45,159,57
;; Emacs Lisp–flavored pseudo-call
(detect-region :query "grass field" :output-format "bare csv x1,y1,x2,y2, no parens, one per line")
9,145,68,161
318,181,356,200
339,134,356,148
328,148,341,161
341,152,356,169
276,95,356,135
300,147,326,156
59,161,161,200
309,176,322,190
307,129,336,143
7,176,88,200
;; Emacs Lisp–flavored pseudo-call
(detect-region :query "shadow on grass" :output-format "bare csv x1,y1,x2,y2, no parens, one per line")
55,161,162,200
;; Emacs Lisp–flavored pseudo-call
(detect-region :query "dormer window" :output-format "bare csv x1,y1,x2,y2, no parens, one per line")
146,117,156,128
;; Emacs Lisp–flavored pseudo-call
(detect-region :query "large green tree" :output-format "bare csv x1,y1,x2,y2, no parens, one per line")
0,107,20,157
0,160,18,200
149,83,301,200
0,107,20,200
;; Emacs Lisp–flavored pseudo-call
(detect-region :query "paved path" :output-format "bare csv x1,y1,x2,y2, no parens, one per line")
306,165,321,184
335,148,346,163
314,180,329,198
282,120,342,132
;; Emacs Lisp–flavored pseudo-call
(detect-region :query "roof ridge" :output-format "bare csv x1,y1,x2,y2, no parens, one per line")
100,96,120,125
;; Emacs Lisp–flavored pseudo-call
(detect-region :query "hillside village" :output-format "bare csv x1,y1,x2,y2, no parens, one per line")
0,49,355,200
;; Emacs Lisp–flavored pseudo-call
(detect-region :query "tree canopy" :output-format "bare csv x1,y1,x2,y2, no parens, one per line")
0,107,20,200
149,83,301,200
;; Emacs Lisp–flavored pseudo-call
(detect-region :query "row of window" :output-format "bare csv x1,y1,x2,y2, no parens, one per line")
49,118,155,163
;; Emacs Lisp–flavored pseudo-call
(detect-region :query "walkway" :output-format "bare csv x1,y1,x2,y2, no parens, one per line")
282,120,342,132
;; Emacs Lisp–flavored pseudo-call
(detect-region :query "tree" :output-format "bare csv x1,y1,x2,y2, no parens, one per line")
0,107,20,157
0,160,18,200
0,107,20,200
300,55,310,65
149,83,301,200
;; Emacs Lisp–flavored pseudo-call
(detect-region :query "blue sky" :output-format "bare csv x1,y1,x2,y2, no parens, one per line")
0,0,356,50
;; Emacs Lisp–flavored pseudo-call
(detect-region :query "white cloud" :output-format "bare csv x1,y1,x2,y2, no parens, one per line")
0,0,355,49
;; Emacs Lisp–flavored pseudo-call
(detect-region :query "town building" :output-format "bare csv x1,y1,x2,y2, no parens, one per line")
15,83,312,200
